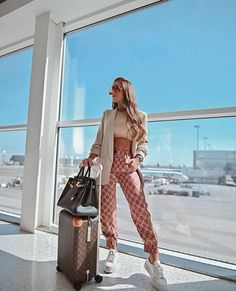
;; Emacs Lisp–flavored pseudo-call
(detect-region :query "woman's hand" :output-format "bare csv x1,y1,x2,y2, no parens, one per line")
80,157,93,167
125,156,140,171
80,153,97,168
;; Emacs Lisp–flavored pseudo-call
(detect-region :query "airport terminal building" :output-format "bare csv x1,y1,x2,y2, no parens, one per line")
194,150,236,172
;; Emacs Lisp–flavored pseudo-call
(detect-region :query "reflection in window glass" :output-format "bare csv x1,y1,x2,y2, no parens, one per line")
61,0,236,120
118,118,236,264
53,125,98,223
0,48,33,125
0,131,26,216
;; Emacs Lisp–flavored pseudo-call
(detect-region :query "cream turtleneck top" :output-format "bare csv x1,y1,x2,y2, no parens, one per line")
114,110,133,141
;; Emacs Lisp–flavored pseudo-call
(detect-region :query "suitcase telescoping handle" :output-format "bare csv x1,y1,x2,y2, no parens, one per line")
87,219,92,242
88,162,103,277
86,270,90,282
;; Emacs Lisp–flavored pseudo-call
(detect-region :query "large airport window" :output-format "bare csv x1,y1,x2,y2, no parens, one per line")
54,117,236,264
56,0,236,265
143,118,236,264
0,48,32,126
0,47,32,218
60,0,236,120
0,131,26,216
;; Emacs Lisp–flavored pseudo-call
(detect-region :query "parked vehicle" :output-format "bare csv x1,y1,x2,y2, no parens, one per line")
218,175,236,186
6,177,23,188
192,191,200,198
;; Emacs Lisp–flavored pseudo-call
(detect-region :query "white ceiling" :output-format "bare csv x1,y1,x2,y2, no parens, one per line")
0,0,164,53
0,0,123,50
0,0,33,17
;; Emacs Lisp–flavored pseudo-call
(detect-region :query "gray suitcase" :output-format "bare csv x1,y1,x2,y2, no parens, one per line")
57,164,103,290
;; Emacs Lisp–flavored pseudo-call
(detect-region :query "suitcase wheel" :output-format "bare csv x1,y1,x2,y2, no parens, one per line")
95,274,103,283
73,281,82,291
56,266,62,272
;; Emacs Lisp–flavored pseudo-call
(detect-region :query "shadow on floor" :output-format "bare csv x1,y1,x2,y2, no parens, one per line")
0,250,66,291
95,274,236,291
0,221,28,235
94,259,236,291
0,213,20,224
0,249,236,291
0,218,32,236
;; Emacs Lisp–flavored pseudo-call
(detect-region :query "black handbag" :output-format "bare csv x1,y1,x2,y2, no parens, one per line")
57,166,98,217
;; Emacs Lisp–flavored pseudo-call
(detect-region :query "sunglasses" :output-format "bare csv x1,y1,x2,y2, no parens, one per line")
109,84,123,93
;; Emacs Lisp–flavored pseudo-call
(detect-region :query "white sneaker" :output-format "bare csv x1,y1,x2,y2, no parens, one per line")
104,249,118,274
144,258,167,291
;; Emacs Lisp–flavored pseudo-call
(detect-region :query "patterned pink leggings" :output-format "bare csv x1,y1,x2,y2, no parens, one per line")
100,149,158,254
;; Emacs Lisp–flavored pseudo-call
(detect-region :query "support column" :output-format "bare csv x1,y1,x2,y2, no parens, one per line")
20,11,63,232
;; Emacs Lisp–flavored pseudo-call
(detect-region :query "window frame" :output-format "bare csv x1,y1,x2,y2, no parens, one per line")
53,1,236,280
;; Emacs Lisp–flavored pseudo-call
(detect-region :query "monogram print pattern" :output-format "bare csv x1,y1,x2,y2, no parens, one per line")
100,150,158,254
58,211,98,283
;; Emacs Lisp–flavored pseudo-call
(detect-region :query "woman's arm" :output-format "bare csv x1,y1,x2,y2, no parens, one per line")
135,113,148,162
81,111,105,167
127,113,148,171
89,111,105,156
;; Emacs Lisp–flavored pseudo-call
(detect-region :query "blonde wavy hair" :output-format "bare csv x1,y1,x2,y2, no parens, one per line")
112,77,147,143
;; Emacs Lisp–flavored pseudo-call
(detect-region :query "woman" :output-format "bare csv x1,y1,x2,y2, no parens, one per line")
82,77,167,291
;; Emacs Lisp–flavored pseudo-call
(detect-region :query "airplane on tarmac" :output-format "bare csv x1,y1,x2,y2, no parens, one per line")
141,167,189,183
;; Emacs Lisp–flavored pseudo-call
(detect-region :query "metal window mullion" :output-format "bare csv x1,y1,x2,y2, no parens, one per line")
148,107,236,122
0,124,27,132
56,107,236,128
57,118,101,128
63,0,168,35
0,37,33,58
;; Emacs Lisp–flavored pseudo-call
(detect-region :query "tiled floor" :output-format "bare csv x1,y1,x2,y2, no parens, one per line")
0,221,236,291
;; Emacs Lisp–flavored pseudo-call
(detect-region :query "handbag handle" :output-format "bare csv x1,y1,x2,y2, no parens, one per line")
75,166,91,181
75,166,84,179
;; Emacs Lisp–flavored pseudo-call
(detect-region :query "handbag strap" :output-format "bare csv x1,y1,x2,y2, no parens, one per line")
75,166,91,181
85,166,91,177
76,166,84,179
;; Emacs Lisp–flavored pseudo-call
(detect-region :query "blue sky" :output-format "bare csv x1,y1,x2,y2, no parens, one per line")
61,0,236,119
0,0,236,166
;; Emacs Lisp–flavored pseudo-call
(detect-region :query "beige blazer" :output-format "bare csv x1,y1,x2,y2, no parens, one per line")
90,108,148,185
